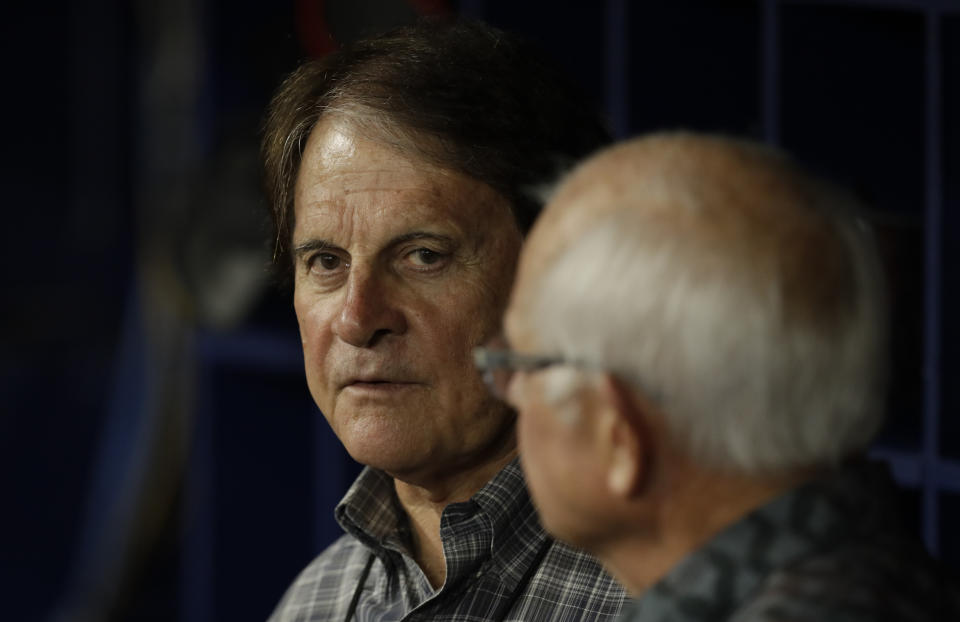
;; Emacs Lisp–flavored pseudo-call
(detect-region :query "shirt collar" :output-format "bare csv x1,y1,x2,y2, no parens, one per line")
335,466,410,554
334,458,549,589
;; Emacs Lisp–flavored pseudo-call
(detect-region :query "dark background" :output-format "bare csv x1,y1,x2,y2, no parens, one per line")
1,1,957,620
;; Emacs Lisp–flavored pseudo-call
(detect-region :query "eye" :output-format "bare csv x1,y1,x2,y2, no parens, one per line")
317,253,341,270
396,239,454,275
410,248,442,266
307,251,349,277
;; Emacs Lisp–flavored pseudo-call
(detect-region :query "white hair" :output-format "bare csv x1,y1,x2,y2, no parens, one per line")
529,138,889,475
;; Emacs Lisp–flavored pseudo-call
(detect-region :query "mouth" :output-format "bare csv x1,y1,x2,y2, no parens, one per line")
341,380,420,397
342,377,420,390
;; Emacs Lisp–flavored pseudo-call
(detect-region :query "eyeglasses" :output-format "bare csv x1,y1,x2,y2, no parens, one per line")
472,346,570,401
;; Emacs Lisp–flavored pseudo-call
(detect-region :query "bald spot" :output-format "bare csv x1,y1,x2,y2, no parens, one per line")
512,133,859,342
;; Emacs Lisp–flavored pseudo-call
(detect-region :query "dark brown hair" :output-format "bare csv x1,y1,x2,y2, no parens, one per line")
261,19,610,280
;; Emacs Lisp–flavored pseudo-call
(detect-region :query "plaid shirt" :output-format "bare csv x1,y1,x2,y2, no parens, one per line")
269,458,625,621
619,460,960,622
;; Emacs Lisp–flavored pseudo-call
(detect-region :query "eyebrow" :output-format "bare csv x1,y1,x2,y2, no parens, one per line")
293,239,338,259
293,231,455,257
389,231,455,247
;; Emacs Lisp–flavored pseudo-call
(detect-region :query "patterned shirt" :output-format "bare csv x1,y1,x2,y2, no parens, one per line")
619,460,960,621
269,458,625,621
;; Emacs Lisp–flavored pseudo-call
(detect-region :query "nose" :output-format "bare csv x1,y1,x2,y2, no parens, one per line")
331,268,408,347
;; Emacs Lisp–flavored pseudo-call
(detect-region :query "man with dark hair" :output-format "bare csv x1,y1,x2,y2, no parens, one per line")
263,19,624,621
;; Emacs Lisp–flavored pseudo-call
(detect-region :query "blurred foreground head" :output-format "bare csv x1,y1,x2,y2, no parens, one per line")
501,132,903,595
509,132,889,476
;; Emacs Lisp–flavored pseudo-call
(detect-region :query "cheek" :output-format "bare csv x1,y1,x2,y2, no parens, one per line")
412,283,502,373
415,311,489,411
293,292,338,392
293,292,324,347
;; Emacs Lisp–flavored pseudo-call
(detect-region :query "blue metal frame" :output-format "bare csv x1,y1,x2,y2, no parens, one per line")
182,337,213,622
922,8,943,555
762,0,955,555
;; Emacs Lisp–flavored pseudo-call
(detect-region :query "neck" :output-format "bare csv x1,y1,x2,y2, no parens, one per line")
597,460,812,595
393,445,518,589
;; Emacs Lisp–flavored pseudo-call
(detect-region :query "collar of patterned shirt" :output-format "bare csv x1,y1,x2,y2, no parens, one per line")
269,458,626,621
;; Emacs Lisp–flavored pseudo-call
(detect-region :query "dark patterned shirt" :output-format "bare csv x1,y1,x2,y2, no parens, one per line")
619,461,960,621
269,458,625,621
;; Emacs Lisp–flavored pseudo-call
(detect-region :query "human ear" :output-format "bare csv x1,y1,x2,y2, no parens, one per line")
598,375,649,498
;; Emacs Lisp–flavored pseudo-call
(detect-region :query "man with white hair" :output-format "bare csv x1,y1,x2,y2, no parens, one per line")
476,132,959,620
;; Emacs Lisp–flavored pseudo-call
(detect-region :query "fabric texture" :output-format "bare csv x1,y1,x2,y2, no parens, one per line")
269,458,625,621
618,460,960,621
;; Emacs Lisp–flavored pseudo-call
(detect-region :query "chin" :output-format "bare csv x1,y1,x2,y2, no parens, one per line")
335,411,433,472
345,444,426,475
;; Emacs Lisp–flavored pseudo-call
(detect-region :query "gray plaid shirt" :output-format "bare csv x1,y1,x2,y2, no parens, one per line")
269,458,625,621
619,461,960,621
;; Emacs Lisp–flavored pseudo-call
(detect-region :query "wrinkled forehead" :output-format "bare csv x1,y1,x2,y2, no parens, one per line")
298,114,413,176
304,107,452,178
296,117,490,217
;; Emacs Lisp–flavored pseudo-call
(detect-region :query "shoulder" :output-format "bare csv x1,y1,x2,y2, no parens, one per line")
732,541,960,622
268,534,372,622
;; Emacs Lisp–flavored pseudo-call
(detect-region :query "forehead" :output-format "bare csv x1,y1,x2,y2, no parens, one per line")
293,118,503,240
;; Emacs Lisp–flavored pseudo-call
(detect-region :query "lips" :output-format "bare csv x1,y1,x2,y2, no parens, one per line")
340,378,422,399
346,379,416,387
330,356,425,392
337,372,420,390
